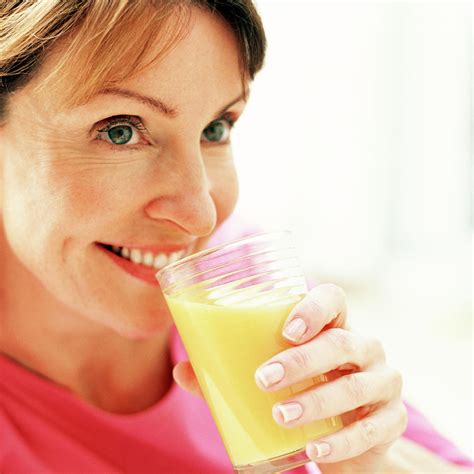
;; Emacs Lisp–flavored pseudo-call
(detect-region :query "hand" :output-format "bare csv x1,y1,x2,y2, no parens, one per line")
254,283,407,473
173,283,407,474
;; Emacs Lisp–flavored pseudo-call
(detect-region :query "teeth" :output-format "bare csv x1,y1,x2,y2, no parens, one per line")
142,251,154,267
130,249,142,264
108,244,188,270
121,247,130,258
153,253,168,270
168,251,182,264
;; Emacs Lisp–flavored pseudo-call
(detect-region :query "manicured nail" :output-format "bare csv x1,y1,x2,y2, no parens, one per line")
308,441,331,458
275,402,303,423
255,362,284,388
283,318,307,342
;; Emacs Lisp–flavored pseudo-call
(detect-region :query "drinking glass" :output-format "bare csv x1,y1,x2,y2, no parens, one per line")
156,232,342,473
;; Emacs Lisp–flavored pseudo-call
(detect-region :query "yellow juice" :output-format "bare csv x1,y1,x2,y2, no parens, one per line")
166,292,342,468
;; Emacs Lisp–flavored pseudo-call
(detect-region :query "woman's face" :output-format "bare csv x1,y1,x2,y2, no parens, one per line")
0,9,243,338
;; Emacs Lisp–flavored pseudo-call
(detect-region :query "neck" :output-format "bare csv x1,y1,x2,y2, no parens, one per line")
0,233,174,414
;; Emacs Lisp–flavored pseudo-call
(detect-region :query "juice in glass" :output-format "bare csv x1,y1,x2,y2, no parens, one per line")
157,232,342,472
165,292,342,469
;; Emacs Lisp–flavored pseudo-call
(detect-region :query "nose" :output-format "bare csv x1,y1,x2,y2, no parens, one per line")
144,147,217,237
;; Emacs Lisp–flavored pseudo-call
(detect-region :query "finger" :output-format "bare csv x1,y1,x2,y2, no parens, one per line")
255,328,385,391
282,284,348,344
305,401,408,463
272,368,403,428
172,361,204,399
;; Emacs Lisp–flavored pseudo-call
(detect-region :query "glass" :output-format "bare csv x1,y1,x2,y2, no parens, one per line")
156,232,342,473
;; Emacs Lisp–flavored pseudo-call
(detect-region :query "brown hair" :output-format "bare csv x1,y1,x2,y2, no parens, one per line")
0,0,266,121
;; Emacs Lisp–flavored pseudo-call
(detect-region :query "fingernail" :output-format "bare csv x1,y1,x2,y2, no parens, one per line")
308,441,331,458
255,362,284,388
283,318,307,342
275,402,303,423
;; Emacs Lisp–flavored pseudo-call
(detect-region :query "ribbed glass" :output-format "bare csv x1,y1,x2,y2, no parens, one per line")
156,232,342,473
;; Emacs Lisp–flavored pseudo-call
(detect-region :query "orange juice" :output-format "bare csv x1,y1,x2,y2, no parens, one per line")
165,292,342,468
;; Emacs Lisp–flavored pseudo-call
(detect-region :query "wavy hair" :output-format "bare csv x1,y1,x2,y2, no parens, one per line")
0,0,266,121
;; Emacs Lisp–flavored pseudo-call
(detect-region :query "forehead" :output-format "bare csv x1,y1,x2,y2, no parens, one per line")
118,9,243,114
18,7,243,117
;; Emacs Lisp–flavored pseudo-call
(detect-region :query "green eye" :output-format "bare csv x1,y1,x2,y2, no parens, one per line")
96,116,146,148
201,119,231,143
107,125,133,145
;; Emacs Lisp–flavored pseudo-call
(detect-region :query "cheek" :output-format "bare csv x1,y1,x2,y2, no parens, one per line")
207,156,239,220
2,158,112,237
0,144,131,274
49,172,119,223
0,100,123,237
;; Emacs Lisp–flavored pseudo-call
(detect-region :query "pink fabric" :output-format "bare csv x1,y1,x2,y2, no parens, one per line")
0,327,310,473
0,216,472,473
401,401,473,468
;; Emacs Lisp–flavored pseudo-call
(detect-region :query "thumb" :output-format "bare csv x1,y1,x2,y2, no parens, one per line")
172,361,204,399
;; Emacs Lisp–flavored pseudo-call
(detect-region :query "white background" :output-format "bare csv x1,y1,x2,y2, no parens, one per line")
232,0,473,457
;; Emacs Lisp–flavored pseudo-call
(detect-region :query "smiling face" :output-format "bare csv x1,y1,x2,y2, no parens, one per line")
0,8,243,338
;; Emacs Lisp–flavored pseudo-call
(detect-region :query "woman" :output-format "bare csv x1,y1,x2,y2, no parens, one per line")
0,1,471,473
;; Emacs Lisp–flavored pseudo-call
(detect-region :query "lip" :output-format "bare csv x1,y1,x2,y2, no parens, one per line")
95,241,194,286
99,241,194,254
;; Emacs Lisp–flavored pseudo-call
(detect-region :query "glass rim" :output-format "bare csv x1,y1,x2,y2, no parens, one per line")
155,230,292,281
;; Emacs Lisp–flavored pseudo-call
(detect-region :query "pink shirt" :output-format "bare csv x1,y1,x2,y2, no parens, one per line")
1,218,472,473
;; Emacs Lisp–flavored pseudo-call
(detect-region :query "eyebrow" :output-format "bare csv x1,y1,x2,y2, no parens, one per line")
98,87,178,117
96,87,246,119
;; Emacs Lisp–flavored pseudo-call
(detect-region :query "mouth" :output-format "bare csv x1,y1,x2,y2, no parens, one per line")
96,242,192,285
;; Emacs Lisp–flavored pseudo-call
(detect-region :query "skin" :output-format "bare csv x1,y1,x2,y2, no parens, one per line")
0,6,469,473
0,8,243,412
